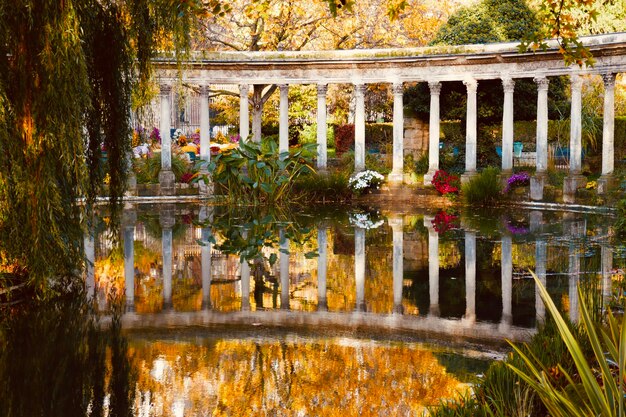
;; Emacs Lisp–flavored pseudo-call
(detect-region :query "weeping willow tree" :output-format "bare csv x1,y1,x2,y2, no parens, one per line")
0,0,228,299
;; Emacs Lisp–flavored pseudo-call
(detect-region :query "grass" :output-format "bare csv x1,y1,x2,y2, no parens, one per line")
461,167,502,206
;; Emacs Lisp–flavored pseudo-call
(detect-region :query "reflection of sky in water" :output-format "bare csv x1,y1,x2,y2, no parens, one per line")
90,205,624,335
128,336,488,417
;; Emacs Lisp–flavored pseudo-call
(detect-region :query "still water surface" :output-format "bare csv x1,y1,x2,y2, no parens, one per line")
4,203,624,416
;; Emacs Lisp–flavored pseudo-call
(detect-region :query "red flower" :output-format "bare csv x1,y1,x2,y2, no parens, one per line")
432,170,459,195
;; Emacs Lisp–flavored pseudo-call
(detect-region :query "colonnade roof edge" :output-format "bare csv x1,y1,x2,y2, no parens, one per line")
152,32,626,85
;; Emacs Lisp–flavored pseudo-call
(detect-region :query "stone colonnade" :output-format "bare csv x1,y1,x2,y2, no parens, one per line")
156,70,619,200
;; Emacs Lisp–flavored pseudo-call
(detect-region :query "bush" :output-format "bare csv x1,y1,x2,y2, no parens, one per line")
133,153,190,184
338,151,392,175
292,171,352,203
432,170,460,195
297,123,336,149
461,167,502,205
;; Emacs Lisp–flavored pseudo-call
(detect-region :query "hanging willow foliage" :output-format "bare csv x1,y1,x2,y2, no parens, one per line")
0,0,213,296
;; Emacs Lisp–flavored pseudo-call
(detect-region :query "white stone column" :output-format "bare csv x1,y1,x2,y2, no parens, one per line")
531,76,550,200
316,84,328,170
355,226,366,312
535,239,547,324
501,77,515,172
354,83,366,172
159,83,175,195
424,81,441,185
159,83,172,170
424,216,440,316
390,217,404,314
240,261,250,311
570,74,583,174
280,229,290,310
389,82,404,184
464,231,476,323
462,79,478,183
239,84,250,141
564,74,585,202
279,84,289,155
500,236,513,329
598,73,616,194
199,206,213,309
199,84,212,196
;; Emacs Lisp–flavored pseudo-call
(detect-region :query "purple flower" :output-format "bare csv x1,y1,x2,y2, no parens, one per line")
504,172,530,193
230,134,240,143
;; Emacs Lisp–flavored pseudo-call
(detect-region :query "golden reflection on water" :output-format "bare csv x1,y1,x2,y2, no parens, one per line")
129,338,468,416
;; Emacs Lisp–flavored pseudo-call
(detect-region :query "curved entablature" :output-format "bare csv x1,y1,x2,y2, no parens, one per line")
153,33,626,84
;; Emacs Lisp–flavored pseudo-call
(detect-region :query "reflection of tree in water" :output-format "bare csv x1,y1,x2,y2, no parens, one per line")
0,288,135,417
251,259,279,309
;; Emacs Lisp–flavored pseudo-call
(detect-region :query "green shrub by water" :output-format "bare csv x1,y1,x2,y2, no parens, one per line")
461,167,502,205
133,153,190,184
292,171,352,203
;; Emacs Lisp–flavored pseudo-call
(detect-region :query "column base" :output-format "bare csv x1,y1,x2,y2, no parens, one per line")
158,169,176,196
392,304,404,315
355,302,366,312
530,173,547,201
460,171,477,184
198,170,213,197
597,174,615,195
125,302,135,313
387,171,403,185
563,174,586,203
201,300,212,310
424,169,437,186
241,302,251,312
429,304,440,317
162,301,173,312
317,299,328,312
529,211,543,233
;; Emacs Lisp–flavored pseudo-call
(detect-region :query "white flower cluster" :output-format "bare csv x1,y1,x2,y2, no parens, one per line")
348,170,384,191
349,212,385,230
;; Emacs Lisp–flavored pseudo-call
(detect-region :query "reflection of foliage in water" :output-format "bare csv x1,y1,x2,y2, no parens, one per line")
201,206,318,266
0,288,134,417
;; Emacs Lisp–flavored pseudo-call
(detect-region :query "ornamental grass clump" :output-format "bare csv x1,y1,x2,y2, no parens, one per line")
348,170,384,194
461,167,502,206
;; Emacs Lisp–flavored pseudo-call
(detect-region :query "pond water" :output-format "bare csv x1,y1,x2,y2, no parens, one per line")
3,202,625,416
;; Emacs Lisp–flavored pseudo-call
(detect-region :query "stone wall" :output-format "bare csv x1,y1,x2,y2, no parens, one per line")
404,115,429,157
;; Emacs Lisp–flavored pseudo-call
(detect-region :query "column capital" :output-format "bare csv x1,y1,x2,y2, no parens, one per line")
501,77,515,93
428,81,442,95
354,83,366,96
392,82,404,95
388,216,403,230
570,73,583,90
317,84,328,96
239,84,249,95
159,83,172,96
463,78,478,93
199,84,209,97
602,72,616,89
278,83,289,91
534,76,550,90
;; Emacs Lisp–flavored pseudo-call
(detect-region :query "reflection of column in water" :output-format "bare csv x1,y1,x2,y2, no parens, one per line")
84,229,95,300
464,231,476,323
535,239,547,324
162,227,173,310
390,217,404,314
317,226,328,311
280,229,290,310
241,261,250,311
199,206,212,310
355,227,366,312
569,242,580,323
501,236,513,327
424,217,439,317
124,226,135,311
601,241,613,307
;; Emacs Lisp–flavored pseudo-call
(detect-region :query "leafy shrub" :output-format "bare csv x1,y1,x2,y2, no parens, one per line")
202,140,315,204
298,123,336,148
292,171,352,203
461,167,502,205
133,153,190,184
432,170,460,195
